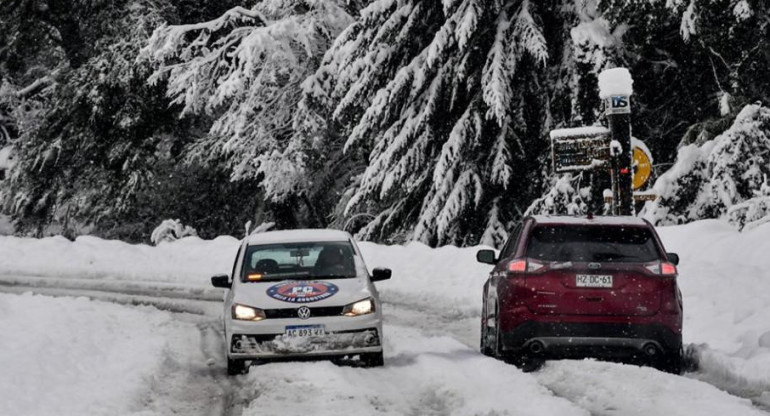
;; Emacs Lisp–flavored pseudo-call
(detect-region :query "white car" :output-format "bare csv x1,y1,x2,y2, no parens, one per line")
211,229,391,375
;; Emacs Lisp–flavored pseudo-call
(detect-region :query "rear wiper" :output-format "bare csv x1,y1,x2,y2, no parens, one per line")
591,252,634,261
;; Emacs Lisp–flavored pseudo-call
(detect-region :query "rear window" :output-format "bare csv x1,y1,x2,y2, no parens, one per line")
241,241,356,281
526,225,660,263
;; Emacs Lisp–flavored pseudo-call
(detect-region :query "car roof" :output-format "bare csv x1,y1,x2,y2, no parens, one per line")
245,229,353,245
530,215,649,226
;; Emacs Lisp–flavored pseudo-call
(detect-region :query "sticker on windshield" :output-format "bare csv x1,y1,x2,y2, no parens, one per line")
266,281,339,303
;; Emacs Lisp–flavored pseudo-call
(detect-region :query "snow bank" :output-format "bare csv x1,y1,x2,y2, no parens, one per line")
657,220,770,395
0,235,492,315
0,234,239,284
0,293,185,416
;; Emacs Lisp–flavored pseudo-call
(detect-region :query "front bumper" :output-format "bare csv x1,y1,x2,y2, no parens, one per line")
226,313,383,359
229,328,381,359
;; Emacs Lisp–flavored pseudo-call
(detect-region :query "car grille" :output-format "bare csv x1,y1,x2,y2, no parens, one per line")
264,306,345,319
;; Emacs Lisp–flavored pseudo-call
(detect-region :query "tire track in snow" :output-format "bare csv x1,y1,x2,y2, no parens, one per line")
686,344,770,411
0,274,222,315
4,275,767,414
383,296,770,415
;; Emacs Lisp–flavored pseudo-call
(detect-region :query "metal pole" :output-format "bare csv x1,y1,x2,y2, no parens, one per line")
605,95,633,215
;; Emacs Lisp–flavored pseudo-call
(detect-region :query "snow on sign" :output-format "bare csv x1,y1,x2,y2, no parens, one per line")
550,126,611,173
266,281,339,303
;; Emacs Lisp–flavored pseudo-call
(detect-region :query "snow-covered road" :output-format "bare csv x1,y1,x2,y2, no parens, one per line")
2,219,770,415
0,278,766,416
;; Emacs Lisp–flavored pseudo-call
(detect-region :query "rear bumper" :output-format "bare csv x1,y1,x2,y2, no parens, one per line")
500,321,682,357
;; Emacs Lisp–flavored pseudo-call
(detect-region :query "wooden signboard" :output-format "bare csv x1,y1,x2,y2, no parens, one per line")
550,127,611,173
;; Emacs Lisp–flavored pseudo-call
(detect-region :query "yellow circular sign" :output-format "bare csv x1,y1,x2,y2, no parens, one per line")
633,146,652,190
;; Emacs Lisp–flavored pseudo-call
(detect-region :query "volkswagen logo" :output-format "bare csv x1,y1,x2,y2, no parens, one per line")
297,306,311,320
588,262,602,270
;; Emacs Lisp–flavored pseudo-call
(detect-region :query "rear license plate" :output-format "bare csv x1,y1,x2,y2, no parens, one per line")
285,325,325,337
576,274,613,288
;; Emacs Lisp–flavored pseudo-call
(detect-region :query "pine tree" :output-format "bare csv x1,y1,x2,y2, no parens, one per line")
140,0,362,211
1,0,187,237
642,104,770,225
301,0,596,246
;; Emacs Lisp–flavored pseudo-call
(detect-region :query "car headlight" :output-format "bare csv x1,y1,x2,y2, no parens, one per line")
232,304,266,321
342,298,375,317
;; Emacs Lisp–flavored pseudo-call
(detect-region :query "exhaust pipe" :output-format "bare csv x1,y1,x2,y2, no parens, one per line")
643,343,658,357
529,341,545,354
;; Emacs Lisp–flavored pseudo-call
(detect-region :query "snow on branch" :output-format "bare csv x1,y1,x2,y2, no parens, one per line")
139,1,355,201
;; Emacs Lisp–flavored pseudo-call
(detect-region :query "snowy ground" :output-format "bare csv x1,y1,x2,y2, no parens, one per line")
1,220,769,415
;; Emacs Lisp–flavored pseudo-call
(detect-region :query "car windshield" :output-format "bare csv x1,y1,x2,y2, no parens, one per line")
526,225,660,263
241,241,356,282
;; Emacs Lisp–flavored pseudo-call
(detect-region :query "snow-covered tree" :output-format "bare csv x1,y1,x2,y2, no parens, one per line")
300,0,593,247
1,0,181,236
642,104,770,225
140,1,361,205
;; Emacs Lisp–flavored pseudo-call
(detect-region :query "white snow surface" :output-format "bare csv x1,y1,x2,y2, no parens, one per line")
549,125,609,139
0,293,191,416
598,67,633,98
2,219,770,414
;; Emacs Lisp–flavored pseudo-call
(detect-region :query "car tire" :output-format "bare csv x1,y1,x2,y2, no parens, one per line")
480,309,494,356
492,304,505,360
360,351,385,367
659,347,684,375
227,358,248,375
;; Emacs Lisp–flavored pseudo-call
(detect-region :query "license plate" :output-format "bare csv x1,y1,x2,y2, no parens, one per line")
285,325,325,337
576,274,613,288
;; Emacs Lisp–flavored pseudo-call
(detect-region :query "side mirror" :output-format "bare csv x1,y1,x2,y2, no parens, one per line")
211,274,231,288
666,253,680,266
371,268,392,282
476,249,497,265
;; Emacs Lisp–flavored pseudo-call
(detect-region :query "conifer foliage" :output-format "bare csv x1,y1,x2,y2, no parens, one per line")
642,104,770,225
307,0,572,247
140,1,359,203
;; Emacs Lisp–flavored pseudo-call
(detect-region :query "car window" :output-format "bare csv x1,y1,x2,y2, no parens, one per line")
526,225,659,263
500,224,523,259
241,241,356,281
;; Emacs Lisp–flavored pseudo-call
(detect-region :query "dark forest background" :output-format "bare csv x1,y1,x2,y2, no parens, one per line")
1,0,769,245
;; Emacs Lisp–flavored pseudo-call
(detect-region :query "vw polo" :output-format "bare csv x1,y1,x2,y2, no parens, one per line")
212,229,391,375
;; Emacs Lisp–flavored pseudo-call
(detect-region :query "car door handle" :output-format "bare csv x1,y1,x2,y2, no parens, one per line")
583,296,604,302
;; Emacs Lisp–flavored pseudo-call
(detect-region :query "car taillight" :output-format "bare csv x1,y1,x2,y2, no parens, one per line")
508,260,526,272
645,261,677,276
508,259,546,273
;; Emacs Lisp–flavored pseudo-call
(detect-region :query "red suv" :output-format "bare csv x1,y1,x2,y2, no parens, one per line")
477,215,683,373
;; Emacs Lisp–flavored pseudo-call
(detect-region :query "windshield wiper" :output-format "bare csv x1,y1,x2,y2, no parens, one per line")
308,274,356,279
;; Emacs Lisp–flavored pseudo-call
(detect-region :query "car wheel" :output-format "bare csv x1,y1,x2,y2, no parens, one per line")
480,309,494,357
360,351,384,367
492,304,505,359
659,347,684,375
227,358,248,375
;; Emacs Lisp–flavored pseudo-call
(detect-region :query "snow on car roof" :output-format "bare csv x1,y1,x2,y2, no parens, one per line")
531,215,649,226
245,229,352,245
